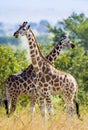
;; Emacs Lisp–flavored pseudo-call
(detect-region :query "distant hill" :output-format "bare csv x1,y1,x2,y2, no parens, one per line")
0,20,61,46
0,20,50,36
30,20,49,33
0,20,51,46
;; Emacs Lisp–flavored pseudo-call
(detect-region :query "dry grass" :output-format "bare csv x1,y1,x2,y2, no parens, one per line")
0,105,88,130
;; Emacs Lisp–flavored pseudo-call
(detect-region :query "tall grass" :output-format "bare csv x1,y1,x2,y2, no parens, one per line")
0,105,88,130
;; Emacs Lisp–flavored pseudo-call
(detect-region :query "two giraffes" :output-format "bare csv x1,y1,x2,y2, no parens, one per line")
4,22,80,120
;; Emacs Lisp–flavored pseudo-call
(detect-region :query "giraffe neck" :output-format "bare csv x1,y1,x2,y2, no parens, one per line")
28,30,66,65
46,41,64,64
27,29,65,65
26,29,43,73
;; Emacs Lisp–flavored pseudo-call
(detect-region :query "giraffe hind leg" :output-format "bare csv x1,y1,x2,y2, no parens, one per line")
3,99,10,117
66,101,75,120
3,99,8,114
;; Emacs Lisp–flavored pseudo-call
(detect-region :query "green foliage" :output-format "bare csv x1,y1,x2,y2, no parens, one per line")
47,13,88,105
0,45,29,101
39,43,54,56
61,12,88,50
54,46,88,105
0,12,88,109
48,12,88,50
47,24,65,44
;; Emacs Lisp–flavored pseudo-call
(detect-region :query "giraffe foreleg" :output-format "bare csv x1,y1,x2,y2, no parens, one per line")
46,95,54,120
30,94,37,116
39,96,46,119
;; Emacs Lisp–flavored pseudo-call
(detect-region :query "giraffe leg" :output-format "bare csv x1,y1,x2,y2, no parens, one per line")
4,86,11,116
66,101,75,120
30,95,37,117
4,98,11,117
11,98,17,114
46,96,54,120
39,91,54,120
47,104,54,118
39,97,46,123
4,97,11,116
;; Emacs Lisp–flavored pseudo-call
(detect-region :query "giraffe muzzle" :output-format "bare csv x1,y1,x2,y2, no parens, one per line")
13,32,19,38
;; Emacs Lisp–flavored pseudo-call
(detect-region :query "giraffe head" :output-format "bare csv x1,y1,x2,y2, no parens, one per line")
60,35,75,49
13,22,30,38
13,21,75,49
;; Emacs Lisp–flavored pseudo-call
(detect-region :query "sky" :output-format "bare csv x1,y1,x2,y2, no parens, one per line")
0,0,88,24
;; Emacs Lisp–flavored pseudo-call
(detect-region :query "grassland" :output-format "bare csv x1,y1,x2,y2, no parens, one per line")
0,104,88,130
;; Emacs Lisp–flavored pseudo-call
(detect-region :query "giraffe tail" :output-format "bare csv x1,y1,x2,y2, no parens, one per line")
74,86,80,119
3,99,9,115
75,101,80,118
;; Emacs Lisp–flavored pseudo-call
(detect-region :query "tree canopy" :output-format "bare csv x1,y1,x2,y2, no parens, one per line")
48,12,88,50
0,45,29,102
47,13,88,105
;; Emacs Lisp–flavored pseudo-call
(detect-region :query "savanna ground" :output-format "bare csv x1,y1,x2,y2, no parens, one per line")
0,103,88,130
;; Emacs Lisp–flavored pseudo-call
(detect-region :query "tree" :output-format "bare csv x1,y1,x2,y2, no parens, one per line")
47,13,88,105
47,24,65,45
0,45,29,102
48,12,88,50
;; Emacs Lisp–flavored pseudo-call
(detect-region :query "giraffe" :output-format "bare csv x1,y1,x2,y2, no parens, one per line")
4,24,75,118
4,21,79,120
13,22,80,120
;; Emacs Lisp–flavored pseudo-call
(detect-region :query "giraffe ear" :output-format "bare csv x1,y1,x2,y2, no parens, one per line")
71,43,75,49
63,34,67,39
23,22,28,27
